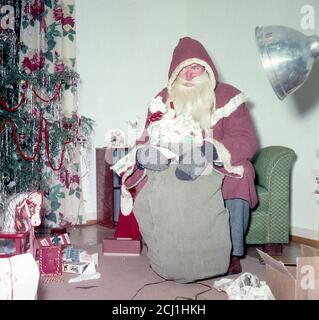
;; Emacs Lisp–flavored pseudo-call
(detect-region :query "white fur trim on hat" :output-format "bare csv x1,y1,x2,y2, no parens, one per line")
210,93,248,127
167,58,217,94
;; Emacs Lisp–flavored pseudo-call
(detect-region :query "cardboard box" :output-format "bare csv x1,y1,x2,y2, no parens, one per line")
257,244,319,300
62,261,90,274
103,237,141,256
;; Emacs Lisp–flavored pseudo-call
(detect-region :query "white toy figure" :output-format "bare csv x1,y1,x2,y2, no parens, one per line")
105,129,125,148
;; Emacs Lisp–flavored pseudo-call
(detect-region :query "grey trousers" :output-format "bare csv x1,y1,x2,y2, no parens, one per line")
225,199,250,257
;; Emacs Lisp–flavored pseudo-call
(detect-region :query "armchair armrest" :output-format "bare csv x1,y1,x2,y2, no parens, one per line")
252,146,296,191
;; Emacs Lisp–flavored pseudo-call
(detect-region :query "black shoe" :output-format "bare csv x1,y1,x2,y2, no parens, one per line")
226,256,242,275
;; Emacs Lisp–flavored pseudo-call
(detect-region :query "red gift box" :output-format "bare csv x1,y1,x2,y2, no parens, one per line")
38,233,71,247
50,227,68,236
39,246,62,276
103,237,141,256
0,232,29,258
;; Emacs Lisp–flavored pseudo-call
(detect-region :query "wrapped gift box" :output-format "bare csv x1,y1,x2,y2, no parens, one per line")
63,247,86,262
103,237,141,256
38,233,71,247
62,247,99,266
39,246,62,276
62,261,90,274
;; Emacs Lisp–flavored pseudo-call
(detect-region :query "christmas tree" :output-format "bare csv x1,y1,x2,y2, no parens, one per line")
0,1,93,223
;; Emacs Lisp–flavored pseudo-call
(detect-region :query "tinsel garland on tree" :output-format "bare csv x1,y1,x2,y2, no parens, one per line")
0,27,94,212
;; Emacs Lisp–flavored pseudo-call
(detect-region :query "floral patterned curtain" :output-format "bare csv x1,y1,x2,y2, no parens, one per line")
19,0,87,227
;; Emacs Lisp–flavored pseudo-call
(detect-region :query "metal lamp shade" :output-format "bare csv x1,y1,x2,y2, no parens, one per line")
255,25,319,100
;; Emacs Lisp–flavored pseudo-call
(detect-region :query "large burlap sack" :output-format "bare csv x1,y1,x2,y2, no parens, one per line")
133,165,232,283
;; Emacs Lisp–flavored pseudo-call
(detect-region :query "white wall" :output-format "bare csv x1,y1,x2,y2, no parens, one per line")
77,0,319,239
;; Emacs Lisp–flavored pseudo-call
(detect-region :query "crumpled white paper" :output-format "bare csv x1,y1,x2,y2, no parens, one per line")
213,272,275,300
148,113,203,147
68,261,101,283
149,96,168,114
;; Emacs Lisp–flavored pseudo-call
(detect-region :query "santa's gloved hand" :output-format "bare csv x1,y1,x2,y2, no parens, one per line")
175,147,208,181
136,146,171,171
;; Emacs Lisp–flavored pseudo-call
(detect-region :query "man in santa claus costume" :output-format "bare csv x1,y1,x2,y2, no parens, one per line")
115,37,258,275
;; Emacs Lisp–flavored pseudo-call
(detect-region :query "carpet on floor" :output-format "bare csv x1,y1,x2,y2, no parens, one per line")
37,244,266,300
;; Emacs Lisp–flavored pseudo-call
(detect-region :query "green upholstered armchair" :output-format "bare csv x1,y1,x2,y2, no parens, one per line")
245,146,297,252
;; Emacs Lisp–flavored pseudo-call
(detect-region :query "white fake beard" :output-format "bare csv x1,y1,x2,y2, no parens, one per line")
169,72,215,129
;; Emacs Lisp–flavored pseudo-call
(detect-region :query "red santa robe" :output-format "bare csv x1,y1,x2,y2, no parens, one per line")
114,37,258,239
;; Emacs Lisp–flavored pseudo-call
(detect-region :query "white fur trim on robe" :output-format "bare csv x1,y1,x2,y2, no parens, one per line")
204,137,244,178
210,93,247,127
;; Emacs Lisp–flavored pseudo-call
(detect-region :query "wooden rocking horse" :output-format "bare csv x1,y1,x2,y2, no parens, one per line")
0,192,43,258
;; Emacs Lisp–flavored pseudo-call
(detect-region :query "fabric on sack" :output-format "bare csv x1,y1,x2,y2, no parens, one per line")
133,165,232,283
